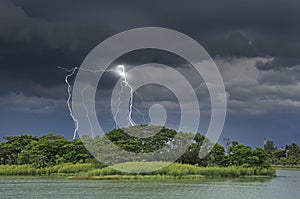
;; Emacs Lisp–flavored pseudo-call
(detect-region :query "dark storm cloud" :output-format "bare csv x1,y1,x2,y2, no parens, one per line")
256,57,300,70
0,0,299,97
255,57,300,86
1,0,300,64
0,0,299,146
0,0,299,111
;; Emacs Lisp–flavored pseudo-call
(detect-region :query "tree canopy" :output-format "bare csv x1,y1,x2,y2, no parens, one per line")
0,125,293,169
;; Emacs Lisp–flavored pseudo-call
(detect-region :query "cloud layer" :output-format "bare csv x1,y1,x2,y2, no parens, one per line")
0,0,299,146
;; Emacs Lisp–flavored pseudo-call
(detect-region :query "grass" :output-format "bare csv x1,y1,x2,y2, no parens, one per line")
0,165,36,176
0,162,276,179
82,162,275,179
0,163,94,176
271,165,300,170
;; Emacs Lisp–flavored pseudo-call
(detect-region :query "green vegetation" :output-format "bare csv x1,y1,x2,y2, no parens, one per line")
0,163,93,176
0,162,275,178
271,165,300,170
0,134,94,167
84,162,275,178
0,125,282,178
264,140,300,166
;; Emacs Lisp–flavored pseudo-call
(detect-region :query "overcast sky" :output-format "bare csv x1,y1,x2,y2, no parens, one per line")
0,0,299,147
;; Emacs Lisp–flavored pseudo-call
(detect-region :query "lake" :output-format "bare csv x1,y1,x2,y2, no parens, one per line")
0,170,299,199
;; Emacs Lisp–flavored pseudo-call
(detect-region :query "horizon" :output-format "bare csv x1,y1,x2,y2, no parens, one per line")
0,124,296,150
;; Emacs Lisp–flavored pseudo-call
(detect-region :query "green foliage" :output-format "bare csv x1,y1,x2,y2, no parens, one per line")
1,125,293,174
0,163,94,176
85,162,275,178
264,140,275,153
228,142,271,168
263,140,300,166
0,135,39,165
0,162,275,177
0,164,36,175
0,134,93,168
53,163,94,174
105,126,177,153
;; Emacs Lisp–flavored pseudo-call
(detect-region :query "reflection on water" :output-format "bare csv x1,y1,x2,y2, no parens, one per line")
0,170,299,199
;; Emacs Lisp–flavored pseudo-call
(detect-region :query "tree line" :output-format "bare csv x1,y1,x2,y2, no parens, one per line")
264,140,300,166
0,125,294,169
0,134,94,168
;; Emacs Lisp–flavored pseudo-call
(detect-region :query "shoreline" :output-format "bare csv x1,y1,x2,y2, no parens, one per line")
68,174,205,180
68,174,275,181
0,174,274,181
0,162,276,179
271,165,300,170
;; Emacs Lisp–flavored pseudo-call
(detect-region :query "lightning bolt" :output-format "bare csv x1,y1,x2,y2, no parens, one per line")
116,65,136,127
59,65,145,139
59,66,114,139
59,67,79,140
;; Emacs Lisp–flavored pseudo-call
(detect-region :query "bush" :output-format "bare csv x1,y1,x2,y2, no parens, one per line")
0,162,275,178
83,162,275,178
0,163,94,176
0,165,36,175
57,163,93,174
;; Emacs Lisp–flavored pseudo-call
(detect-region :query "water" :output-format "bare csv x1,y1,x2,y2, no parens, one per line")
0,170,299,199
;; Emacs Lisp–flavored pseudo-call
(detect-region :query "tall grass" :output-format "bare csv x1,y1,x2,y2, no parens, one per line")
0,162,275,177
0,163,94,176
0,165,36,175
54,163,93,174
85,162,275,178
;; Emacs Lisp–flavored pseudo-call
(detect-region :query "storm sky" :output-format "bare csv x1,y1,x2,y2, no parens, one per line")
0,0,300,147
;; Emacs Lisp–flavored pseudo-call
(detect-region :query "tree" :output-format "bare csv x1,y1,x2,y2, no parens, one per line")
229,142,253,166
264,140,275,154
0,126,285,168
252,148,271,168
2,135,38,164
228,142,271,168
208,143,226,166
285,143,300,165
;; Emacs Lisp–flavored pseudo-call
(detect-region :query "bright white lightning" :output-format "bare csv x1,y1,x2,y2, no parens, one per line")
59,66,114,139
59,65,141,139
117,65,126,78
59,67,79,140
116,65,136,127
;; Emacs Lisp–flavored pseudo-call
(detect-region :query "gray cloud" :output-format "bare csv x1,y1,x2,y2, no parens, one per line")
0,92,66,113
1,0,300,145
256,57,300,70
257,67,300,85
215,57,300,114
1,0,299,61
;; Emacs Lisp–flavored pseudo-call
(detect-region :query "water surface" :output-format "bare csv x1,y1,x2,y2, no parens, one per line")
0,170,299,199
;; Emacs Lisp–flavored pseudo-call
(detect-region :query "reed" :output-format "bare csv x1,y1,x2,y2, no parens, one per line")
0,163,94,176
0,165,36,175
0,162,275,177
85,162,275,178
